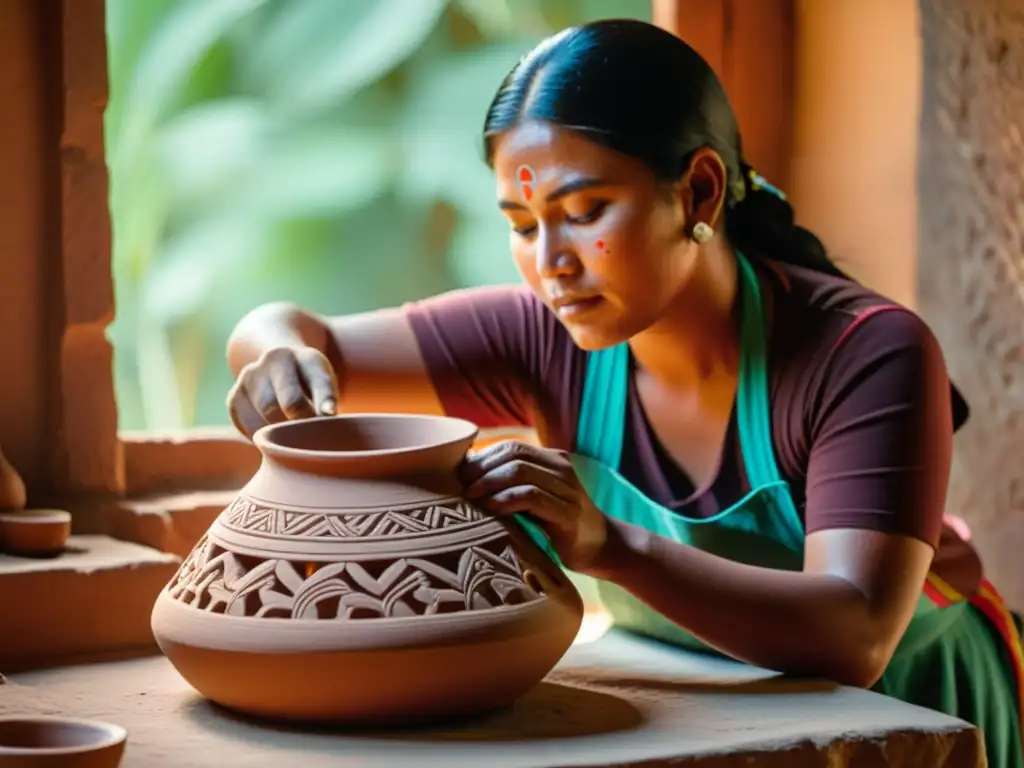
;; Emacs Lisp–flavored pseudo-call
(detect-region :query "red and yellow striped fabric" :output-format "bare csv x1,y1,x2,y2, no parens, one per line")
924,572,1024,741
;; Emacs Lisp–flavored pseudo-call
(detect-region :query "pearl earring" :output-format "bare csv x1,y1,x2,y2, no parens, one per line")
692,221,714,244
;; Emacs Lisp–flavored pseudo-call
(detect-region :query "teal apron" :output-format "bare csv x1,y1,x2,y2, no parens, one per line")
516,252,1023,767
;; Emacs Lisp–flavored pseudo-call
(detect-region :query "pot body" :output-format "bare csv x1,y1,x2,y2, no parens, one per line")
151,415,583,724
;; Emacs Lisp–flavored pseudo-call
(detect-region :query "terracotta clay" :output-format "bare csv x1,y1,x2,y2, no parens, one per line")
0,510,71,557
0,445,27,511
151,414,583,725
0,715,126,767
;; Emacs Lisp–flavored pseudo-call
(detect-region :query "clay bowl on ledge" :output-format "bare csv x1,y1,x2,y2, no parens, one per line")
0,510,71,558
151,413,584,726
0,715,126,767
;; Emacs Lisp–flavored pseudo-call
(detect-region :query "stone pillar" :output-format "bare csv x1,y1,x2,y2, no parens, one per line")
54,0,123,495
653,0,795,190
0,0,121,500
917,0,1024,610
788,0,921,308
0,0,53,492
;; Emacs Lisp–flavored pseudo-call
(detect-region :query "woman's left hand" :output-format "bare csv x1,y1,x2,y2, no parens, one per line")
460,440,608,572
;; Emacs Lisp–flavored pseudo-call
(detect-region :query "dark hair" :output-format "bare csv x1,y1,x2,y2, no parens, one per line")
483,19,973,431
482,19,845,279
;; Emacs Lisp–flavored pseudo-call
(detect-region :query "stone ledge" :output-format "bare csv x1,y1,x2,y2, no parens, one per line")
0,535,180,673
120,429,259,496
67,490,235,558
0,631,983,767
115,491,235,557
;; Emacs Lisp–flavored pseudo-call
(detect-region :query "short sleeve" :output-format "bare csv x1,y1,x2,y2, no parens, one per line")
402,284,558,429
803,309,953,549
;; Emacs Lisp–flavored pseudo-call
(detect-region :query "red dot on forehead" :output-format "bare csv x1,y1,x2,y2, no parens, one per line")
518,166,534,182
523,186,533,201
595,240,605,249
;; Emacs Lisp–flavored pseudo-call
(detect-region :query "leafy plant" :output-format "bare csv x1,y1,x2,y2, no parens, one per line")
105,0,651,430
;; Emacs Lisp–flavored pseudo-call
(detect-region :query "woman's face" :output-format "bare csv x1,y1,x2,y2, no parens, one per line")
491,121,696,350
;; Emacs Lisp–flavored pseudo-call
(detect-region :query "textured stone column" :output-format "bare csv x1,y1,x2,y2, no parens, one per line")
0,0,120,499
917,0,1024,609
653,0,795,190
0,0,54,492
54,0,122,495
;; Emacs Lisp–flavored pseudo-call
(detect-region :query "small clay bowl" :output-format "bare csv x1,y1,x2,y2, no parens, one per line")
0,510,72,558
0,716,126,767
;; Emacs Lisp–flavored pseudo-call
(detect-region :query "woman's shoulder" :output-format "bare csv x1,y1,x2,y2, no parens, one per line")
403,282,579,372
765,260,918,327
402,284,586,443
764,260,943,378
765,261,951,472
766,262,978,587
404,282,544,321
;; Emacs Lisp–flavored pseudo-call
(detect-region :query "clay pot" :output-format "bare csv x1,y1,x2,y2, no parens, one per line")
151,414,583,725
0,446,27,511
0,510,71,557
0,715,126,767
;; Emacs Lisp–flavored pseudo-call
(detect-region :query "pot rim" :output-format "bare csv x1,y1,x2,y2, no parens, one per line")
0,715,127,756
253,413,479,463
0,509,72,525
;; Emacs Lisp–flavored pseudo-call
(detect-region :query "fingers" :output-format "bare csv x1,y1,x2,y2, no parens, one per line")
227,368,283,439
465,457,577,507
226,346,340,438
268,357,315,420
478,483,578,533
248,368,288,423
295,348,339,415
462,441,581,532
229,385,267,439
460,440,571,485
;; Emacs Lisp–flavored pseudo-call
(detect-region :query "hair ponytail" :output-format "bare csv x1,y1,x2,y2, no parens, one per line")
727,164,970,430
725,164,847,279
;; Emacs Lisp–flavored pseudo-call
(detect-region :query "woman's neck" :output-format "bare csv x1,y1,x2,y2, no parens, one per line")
628,241,741,391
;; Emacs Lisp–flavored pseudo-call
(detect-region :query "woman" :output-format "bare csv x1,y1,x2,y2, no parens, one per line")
226,20,1022,765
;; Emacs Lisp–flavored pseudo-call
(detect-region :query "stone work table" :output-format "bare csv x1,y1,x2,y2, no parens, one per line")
0,628,983,767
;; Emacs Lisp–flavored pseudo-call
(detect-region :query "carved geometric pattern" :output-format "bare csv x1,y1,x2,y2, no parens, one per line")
222,497,486,538
165,531,542,620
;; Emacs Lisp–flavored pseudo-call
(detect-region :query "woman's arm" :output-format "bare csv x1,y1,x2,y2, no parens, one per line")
226,284,552,429
595,524,931,687
590,310,952,687
226,302,444,418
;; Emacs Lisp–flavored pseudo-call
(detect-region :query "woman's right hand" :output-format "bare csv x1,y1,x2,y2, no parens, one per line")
227,346,340,438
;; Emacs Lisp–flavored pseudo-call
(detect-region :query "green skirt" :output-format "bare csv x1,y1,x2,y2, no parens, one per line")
876,604,1021,768
596,573,1022,768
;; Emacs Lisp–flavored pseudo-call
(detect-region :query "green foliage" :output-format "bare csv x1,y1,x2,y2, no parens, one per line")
105,0,651,430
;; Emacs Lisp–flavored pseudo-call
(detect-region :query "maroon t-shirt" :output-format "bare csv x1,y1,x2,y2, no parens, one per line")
403,261,982,596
